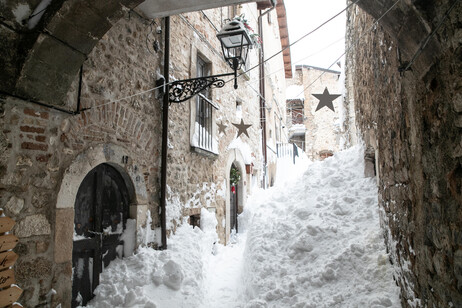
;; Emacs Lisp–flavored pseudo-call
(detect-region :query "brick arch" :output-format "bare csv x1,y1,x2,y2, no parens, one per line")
1,0,260,107
63,102,157,156
12,0,144,106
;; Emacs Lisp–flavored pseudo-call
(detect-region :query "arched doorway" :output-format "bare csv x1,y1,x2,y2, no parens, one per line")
72,163,132,307
229,163,241,233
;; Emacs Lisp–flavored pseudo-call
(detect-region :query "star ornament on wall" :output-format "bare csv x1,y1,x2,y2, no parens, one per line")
217,121,227,135
313,87,341,112
232,119,252,138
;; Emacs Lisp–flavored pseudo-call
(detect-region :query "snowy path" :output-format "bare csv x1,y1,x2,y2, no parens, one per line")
83,146,400,308
240,146,401,307
202,235,247,308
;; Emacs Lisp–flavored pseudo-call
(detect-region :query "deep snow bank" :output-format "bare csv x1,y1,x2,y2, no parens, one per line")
240,145,401,307
83,208,218,308
82,145,399,308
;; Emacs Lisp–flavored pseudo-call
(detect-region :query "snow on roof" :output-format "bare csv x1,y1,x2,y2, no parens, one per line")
227,138,253,164
286,85,304,100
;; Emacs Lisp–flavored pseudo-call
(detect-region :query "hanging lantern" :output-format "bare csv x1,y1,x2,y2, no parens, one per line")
217,19,253,88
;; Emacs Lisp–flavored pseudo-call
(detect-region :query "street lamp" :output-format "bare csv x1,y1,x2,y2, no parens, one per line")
168,19,253,103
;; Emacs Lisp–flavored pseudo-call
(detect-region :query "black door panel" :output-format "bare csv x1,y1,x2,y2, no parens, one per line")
72,164,130,307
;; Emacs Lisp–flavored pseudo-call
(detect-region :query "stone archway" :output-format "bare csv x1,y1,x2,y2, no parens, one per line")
72,163,133,307
0,0,259,106
224,149,246,244
54,143,149,305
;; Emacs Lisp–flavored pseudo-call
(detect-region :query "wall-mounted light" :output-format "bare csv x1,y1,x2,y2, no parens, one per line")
168,19,252,103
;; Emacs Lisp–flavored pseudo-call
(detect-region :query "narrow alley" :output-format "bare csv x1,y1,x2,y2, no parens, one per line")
83,145,400,307
1,0,460,307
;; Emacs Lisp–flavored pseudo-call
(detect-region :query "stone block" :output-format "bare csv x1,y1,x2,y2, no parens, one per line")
130,204,146,225
454,249,462,292
455,115,462,128
16,257,52,281
15,214,51,238
31,191,50,209
14,242,29,256
46,1,112,55
454,93,462,113
36,241,49,254
4,196,24,215
52,261,73,308
54,208,74,264
16,34,86,106
0,25,20,92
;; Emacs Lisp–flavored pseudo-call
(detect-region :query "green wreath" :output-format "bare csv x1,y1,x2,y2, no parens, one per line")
230,166,241,186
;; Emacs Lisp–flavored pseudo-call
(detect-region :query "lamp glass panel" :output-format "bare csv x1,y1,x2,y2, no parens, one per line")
221,34,244,48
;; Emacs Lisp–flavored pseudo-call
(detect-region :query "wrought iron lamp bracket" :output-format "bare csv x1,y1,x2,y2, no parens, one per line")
168,72,235,103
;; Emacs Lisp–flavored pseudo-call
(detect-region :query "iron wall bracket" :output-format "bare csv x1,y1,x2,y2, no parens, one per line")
168,72,235,103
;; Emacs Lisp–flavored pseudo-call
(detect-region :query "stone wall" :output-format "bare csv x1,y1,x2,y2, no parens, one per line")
346,3,462,307
1,12,164,306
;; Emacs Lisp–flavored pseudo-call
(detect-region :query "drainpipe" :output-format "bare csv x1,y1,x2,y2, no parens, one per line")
160,16,170,250
258,2,276,189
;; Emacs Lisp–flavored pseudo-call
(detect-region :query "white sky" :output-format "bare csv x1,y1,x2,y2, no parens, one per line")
284,0,347,69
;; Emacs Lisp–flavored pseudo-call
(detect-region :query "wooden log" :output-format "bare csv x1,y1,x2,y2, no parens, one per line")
0,286,22,307
0,218,15,234
0,235,18,253
0,252,18,271
0,269,15,289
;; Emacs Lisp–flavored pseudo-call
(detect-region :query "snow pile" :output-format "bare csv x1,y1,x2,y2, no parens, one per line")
83,208,218,308
273,150,310,187
241,145,400,307
228,137,253,164
82,145,399,308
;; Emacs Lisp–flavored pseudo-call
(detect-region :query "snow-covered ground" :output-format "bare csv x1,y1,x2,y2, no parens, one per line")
82,145,400,308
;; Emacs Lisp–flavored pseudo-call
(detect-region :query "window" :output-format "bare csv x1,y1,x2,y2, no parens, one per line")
189,214,200,229
287,99,304,125
192,56,218,154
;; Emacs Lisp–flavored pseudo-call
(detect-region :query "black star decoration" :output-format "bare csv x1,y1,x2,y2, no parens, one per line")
232,119,252,138
217,121,227,135
312,87,341,112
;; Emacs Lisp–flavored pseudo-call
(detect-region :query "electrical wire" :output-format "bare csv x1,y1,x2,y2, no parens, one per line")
216,35,346,99
293,0,402,99
220,0,399,101
81,0,363,113
222,0,362,87
201,10,220,32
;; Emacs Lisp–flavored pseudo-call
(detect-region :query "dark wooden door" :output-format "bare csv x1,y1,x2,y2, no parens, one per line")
230,184,238,233
72,164,130,307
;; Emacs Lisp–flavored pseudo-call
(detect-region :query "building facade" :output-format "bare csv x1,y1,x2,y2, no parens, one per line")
286,65,353,160
0,0,288,306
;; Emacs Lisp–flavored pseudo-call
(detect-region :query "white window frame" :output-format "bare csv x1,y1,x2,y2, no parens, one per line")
189,50,219,156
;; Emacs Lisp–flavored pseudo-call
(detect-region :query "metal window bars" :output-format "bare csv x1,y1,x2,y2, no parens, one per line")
195,93,218,152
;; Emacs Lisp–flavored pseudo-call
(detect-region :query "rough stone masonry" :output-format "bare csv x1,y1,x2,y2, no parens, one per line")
346,2,462,307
